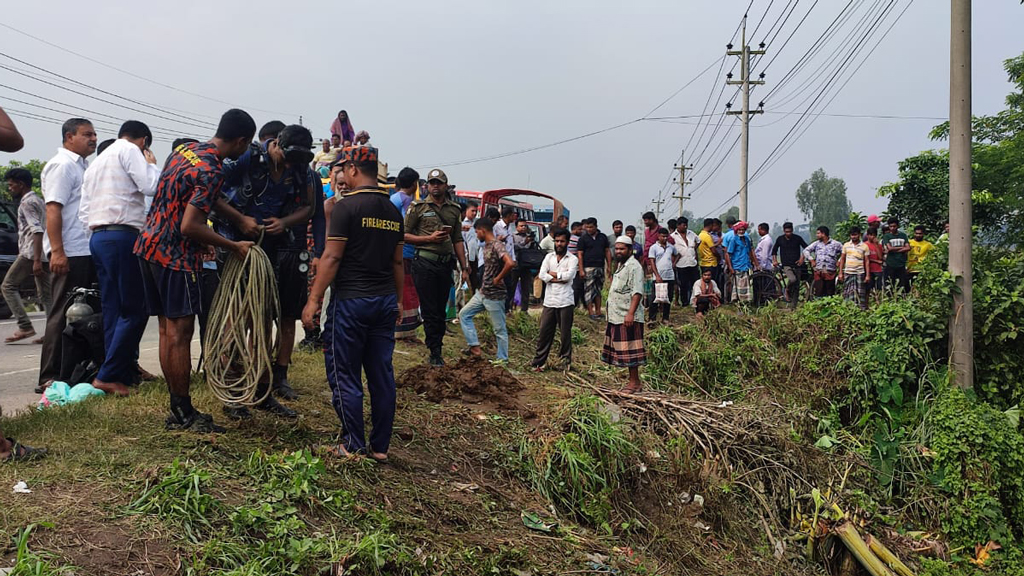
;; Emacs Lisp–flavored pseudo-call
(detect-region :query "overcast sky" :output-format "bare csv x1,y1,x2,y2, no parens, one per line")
2,1,1020,232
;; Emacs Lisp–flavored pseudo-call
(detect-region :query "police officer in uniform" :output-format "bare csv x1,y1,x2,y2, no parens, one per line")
404,169,469,366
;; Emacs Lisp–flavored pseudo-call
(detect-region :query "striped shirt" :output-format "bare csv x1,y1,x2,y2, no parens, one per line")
79,139,160,229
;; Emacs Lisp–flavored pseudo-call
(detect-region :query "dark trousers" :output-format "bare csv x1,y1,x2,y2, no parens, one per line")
90,230,147,384
884,266,910,293
515,268,534,312
39,256,96,386
504,271,517,312
197,266,220,361
411,256,453,356
531,305,574,367
676,266,699,305
572,273,584,307
468,262,481,292
323,294,398,454
648,279,674,320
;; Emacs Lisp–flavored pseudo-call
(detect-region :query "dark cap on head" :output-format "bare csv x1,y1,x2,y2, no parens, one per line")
426,168,448,184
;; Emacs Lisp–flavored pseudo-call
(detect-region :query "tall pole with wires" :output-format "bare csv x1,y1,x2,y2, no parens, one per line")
673,150,692,218
727,17,765,222
948,0,973,390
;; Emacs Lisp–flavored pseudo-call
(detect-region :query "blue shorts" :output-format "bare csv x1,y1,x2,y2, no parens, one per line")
140,260,203,319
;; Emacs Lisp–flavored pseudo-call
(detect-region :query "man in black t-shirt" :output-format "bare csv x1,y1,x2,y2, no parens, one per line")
576,217,612,320
772,221,808,308
302,146,404,462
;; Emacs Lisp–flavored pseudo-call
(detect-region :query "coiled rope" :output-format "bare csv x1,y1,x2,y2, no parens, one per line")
204,242,280,406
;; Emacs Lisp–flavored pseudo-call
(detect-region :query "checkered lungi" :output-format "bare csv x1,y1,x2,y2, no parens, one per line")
732,270,753,303
601,322,646,368
584,267,604,304
842,274,867,310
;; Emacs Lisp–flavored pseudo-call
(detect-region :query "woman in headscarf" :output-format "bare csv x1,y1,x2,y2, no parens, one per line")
329,110,355,144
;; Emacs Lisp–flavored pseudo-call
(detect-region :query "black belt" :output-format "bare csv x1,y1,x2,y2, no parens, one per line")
415,250,453,264
93,224,139,234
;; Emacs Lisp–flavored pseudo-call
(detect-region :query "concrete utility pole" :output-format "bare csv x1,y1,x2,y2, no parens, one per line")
651,196,666,220
727,17,765,222
673,149,693,218
949,0,973,390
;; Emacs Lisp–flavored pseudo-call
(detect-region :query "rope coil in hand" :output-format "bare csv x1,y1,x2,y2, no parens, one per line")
204,242,280,406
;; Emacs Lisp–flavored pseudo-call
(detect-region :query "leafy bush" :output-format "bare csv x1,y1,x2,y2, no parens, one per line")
126,458,221,542
524,395,638,529
929,387,1024,548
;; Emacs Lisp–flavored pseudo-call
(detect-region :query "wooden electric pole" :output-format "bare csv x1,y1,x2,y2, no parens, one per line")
673,149,693,218
651,196,666,221
727,17,765,222
949,0,973,389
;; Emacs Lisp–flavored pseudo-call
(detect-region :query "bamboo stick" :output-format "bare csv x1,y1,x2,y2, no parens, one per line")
834,521,896,576
866,534,917,576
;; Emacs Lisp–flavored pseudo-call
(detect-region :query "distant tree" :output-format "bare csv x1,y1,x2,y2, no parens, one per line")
681,209,695,223
795,168,851,233
718,205,739,224
0,159,45,198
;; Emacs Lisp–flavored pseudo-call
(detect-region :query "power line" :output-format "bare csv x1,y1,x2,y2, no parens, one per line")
0,21,300,118
0,62,215,132
6,109,176,144
0,83,206,139
644,55,726,117
645,110,944,123
766,0,884,108
695,0,911,221
751,0,916,181
0,52,216,129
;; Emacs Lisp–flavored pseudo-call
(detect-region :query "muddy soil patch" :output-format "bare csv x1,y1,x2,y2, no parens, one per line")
398,360,533,416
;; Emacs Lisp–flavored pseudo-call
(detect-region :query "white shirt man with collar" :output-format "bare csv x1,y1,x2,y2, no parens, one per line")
530,228,577,371
670,217,700,307
37,118,97,393
78,120,160,395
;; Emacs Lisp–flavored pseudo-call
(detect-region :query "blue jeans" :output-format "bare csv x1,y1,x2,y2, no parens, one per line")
90,229,147,384
458,292,508,360
323,294,398,455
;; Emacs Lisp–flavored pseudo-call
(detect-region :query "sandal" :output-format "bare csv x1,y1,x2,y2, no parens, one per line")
5,329,37,344
368,452,390,465
321,444,358,460
2,438,47,462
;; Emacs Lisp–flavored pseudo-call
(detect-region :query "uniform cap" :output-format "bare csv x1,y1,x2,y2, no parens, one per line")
337,146,378,165
426,168,448,184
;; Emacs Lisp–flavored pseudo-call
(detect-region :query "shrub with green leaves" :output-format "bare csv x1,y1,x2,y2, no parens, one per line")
929,387,1024,548
524,395,638,529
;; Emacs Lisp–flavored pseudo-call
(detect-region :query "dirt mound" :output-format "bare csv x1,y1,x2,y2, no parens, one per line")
398,359,530,414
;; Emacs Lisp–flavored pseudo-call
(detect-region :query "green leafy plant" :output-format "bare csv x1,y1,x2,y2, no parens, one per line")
524,395,638,528
126,458,221,542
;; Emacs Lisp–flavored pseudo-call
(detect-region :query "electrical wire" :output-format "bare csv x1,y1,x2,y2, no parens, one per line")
0,62,216,133
6,109,176,144
0,84,206,140
0,52,216,129
750,0,915,181
0,21,301,118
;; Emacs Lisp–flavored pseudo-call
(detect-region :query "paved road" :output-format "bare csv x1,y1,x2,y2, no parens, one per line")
0,312,202,415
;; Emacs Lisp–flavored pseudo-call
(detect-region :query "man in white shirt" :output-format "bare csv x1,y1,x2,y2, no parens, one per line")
461,204,480,295
754,222,774,270
37,118,97,393
670,217,699,307
79,120,160,394
647,227,679,322
530,229,577,371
